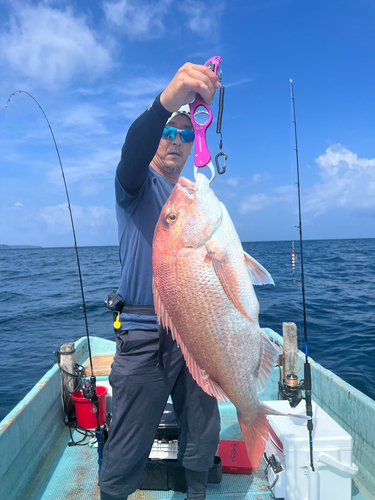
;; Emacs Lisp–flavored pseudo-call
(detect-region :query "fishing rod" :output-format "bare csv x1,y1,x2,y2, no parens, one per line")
289,79,315,473
5,90,100,431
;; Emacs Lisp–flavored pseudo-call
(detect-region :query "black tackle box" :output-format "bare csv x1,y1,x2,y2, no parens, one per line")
156,402,180,441
140,402,222,491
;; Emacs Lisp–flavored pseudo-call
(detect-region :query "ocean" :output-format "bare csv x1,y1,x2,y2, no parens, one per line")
1,239,374,421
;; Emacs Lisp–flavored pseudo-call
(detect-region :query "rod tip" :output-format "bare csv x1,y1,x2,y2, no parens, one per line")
289,78,293,83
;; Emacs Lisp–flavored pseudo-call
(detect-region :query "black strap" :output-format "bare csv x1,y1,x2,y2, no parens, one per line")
121,303,156,315
157,323,165,371
105,292,156,316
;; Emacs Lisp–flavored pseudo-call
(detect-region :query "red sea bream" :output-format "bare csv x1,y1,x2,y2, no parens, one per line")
152,173,287,470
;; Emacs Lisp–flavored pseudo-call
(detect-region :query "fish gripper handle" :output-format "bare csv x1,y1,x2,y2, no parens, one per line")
190,56,222,169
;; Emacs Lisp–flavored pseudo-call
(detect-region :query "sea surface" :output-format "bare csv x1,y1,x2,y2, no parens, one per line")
1,239,374,421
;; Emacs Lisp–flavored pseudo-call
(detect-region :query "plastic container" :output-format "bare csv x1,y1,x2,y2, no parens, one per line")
72,386,108,429
264,400,358,500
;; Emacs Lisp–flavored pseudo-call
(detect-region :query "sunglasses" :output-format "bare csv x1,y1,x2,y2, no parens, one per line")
162,126,195,143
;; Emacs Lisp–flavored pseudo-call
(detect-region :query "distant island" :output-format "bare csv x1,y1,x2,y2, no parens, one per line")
0,244,43,249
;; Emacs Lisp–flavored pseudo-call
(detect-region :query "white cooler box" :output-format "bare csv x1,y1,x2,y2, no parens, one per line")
264,400,358,500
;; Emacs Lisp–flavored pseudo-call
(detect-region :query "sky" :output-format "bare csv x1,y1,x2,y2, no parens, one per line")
1,0,374,247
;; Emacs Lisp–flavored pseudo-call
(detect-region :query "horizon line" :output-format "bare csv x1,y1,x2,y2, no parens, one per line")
1,236,375,249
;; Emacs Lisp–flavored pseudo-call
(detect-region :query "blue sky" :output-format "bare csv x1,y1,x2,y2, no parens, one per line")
1,0,374,247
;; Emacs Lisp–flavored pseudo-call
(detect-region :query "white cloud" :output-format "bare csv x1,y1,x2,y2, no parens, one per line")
0,201,116,245
59,105,110,134
239,193,272,213
39,203,77,234
1,4,113,90
119,98,154,120
103,0,225,40
117,76,169,118
103,0,172,40
40,203,113,234
47,148,120,193
222,172,271,193
227,177,240,187
225,78,253,89
315,145,375,176
252,172,271,183
305,144,375,214
238,185,293,214
238,145,375,217
118,77,169,98
179,0,225,37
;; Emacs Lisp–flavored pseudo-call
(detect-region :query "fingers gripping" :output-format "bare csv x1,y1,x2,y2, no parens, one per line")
160,63,220,112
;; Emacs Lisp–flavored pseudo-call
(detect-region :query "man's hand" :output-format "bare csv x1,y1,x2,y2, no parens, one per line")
160,62,221,113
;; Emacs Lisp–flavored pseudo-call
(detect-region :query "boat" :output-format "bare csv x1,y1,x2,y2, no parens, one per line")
1,325,374,500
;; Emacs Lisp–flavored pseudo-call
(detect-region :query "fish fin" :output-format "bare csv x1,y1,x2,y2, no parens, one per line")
285,413,311,420
206,248,254,322
153,277,230,403
178,340,230,403
244,252,274,285
237,407,270,471
255,332,280,394
238,402,311,471
260,400,310,419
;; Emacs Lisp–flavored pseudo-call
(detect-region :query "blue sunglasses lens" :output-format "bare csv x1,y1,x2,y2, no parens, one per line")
162,126,195,143
181,130,195,142
162,127,176,139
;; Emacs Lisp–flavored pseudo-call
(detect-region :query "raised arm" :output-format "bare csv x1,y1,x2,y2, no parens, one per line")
117,63,221,194
116,93,171,194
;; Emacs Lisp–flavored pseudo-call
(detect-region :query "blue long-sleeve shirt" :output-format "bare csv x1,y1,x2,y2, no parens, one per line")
115,94,173,330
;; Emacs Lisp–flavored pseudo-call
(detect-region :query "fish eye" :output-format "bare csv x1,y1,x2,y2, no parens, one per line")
167,212,177,224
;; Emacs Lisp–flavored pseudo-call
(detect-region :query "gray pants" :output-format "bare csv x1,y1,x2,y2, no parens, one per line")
99,328,220,498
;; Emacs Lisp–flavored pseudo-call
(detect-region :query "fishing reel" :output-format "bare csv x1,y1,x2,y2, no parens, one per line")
278,373,305,408
82,375,98,406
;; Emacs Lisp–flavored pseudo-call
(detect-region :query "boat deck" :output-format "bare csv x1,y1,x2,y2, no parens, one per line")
23,372,365,500
31,431,273,500
3,336,371,500
25,396,275,500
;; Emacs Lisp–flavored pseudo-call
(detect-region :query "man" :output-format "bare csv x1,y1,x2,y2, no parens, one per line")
99,63,222,500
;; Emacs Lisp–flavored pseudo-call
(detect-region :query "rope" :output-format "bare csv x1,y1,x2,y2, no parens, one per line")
66,421,96,447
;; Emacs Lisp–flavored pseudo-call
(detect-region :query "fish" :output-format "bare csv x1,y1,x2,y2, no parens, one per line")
152,173,297,470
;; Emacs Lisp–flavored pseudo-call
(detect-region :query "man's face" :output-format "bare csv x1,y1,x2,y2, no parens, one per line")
154,114,194,176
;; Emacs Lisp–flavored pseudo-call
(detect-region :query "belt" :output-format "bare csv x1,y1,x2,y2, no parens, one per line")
105,292,165,369
120,303,156,316
104,291,156,316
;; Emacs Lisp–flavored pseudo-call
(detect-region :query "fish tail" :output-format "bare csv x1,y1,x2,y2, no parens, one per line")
237,408,270,472
238,402,311,471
